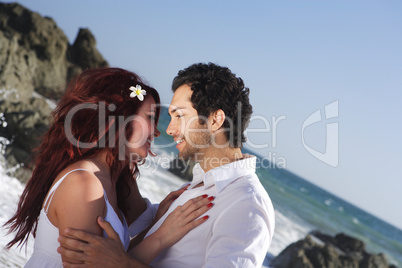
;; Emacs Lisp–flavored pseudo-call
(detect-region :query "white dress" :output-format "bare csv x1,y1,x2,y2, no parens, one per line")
24,169,130,267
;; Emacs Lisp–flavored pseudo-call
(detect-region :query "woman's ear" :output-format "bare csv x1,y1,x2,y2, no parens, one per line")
211,109,225,132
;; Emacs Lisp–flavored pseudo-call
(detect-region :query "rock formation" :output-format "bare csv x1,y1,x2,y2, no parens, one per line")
69,28,108,72
0,2,108,182
270,231,397,268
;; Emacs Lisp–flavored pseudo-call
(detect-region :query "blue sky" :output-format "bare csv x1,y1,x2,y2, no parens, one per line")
8,1,402,229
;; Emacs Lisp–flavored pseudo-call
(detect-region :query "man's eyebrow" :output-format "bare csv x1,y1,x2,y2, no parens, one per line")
169,106,185,115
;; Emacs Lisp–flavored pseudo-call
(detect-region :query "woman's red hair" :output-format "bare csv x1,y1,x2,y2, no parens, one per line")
4,67,160,249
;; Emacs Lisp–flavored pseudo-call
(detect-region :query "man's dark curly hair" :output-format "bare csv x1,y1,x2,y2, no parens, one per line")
172,62,253,148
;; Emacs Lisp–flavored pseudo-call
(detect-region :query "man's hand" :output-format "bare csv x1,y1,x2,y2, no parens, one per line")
58,217,149,268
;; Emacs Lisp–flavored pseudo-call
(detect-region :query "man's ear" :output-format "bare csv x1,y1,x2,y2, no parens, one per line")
211,109,225,132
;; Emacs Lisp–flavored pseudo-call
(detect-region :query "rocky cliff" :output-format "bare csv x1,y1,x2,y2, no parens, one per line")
270,231,398,268
0,2,108,182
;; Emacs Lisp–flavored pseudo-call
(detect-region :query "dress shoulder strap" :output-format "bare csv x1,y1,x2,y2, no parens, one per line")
43,168,89,213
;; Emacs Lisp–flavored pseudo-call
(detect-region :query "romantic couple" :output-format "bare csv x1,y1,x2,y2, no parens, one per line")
5,63,275,267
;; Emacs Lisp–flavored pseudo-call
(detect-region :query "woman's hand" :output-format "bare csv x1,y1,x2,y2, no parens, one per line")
154,185,189,223
153,194,214,248
129,194,214,264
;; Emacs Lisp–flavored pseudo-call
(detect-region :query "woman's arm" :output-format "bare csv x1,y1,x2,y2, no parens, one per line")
58,195,213,267
50,170,106,264
128,195,212,264
128,186,190,250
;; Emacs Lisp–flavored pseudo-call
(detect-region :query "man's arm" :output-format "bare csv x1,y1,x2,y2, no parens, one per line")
58,195,213,267
203,195,274,267
58,217,150,268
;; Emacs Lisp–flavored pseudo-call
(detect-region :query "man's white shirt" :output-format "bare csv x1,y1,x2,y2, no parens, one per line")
132,155,275,268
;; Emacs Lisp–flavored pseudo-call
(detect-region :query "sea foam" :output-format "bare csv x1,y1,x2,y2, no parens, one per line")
0,153,33,267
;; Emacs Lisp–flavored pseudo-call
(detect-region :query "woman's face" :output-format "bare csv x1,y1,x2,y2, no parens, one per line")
125,96,160,161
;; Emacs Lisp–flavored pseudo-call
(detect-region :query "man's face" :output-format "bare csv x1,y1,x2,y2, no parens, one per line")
167,84,212,161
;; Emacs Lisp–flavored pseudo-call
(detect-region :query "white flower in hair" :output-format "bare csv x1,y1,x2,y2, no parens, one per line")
129,85,147,101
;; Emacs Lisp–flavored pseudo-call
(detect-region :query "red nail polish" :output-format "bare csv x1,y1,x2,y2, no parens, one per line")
202,215,209,220
207,196,214,201
207,203,213,208
202,194,208,198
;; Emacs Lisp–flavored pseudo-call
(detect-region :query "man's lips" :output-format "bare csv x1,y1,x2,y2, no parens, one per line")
175,138,185,150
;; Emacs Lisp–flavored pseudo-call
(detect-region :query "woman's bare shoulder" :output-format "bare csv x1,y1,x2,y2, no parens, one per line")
54,167,105,206
47,162,107,230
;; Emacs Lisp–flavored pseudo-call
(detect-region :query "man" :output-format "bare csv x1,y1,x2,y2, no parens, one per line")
59,63,275,267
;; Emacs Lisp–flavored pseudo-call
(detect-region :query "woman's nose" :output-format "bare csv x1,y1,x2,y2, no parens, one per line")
154,127,161,137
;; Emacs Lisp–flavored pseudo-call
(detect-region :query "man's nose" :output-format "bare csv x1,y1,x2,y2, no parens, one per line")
166,120,176,136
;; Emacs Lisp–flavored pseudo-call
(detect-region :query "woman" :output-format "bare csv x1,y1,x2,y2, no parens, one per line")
5,68,212,267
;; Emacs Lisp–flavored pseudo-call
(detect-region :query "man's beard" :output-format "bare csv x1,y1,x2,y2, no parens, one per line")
179,125,211,161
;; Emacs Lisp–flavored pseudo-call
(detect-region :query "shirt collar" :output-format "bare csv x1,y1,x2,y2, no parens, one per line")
188,154,257,193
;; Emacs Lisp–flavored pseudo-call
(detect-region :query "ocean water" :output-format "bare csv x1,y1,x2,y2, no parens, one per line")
252,158,402,267
1,107,401,267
